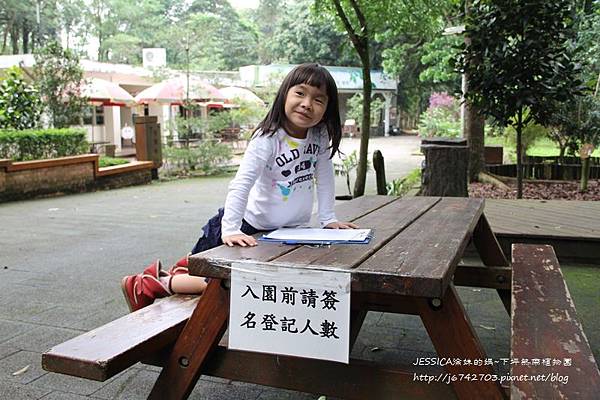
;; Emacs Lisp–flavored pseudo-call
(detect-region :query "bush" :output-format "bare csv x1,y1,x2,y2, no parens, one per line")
418,92,461,138
387,168,421,197
0,128,88,161
162,140,232,176
0,67,43,130
503,122,549,162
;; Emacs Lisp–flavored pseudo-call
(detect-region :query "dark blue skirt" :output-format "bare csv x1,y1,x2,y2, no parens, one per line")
190,208,263,255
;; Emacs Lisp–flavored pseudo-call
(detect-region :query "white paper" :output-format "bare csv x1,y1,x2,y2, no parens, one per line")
229,261,351,363
263,228,371,242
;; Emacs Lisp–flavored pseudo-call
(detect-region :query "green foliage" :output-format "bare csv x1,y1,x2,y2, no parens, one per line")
548,95,600,154
418,107,461,138
101,33,142,64
163,2,258,71
455,0,582,129
170,100,265,145
33,42,87,128
99,156,129,167
266,0,359,66
1,0,67,54
333,150,370,196
162,140,232,176
0,67,42,130
379,1,460,125
87,0,167,63
455,0,583,197
418,92,461,138
0,128,88,161
504,121,549,161
419,34,462,87
346,93,385,127
387,168,421,197
574,8,600,91
227,98,266,129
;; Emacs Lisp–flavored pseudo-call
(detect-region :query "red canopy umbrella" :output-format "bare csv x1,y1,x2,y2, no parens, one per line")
134,77,226,105
220,86,265,106
81,78,136,106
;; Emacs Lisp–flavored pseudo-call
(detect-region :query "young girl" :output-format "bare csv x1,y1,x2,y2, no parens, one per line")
121,63,357,312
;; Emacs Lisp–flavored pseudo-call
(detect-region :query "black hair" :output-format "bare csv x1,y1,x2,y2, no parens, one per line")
254,63,342,158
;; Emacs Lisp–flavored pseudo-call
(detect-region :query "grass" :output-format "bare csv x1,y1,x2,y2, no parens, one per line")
562,265,600,361
99,156,129,168
485,135,600,161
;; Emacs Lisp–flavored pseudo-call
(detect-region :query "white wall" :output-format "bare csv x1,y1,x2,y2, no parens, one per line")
104,106,121,151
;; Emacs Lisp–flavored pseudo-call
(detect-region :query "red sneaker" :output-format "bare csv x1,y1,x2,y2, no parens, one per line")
143,259,168,279
167,255,189,276
120,273,171,312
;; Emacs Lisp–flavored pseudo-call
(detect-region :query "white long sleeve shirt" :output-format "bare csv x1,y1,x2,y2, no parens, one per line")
221,126,338,237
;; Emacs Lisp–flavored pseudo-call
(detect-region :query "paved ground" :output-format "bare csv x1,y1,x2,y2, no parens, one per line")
0,135,597,399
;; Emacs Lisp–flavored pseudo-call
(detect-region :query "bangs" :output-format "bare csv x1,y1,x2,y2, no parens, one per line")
287,64,336,93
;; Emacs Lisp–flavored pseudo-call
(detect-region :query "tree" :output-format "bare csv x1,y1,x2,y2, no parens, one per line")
185,0,259,70
1,0,62,54
548,96,600,191
456,0,582,198
380,1,459,130
33,41,87,128
0,67,42,129
267,0,359,67
251,0,283,64
319,0,450,196
317,0,385,197
575,1,600,94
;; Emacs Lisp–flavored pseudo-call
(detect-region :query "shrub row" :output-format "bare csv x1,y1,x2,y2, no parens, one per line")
0,128,88,161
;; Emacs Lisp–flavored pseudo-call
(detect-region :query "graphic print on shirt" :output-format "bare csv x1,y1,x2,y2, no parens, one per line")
273,138,321,202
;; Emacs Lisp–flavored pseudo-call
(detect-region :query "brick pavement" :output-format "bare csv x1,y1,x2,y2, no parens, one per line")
3,135,587,399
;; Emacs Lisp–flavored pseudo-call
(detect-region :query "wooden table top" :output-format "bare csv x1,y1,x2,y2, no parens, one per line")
189,196,485,298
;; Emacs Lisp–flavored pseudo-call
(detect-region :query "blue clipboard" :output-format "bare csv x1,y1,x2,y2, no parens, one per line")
258,228,373,246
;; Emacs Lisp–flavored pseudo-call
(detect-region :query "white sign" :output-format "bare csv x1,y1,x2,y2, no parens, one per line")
121,125,134,140
229,261,351,363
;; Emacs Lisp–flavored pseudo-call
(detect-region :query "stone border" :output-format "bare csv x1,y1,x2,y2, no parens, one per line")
0,155,154,203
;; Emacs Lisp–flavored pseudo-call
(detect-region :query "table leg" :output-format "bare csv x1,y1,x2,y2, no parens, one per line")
349,309,367,349
473,214,511,313
416,285,507,400
148,278,230,400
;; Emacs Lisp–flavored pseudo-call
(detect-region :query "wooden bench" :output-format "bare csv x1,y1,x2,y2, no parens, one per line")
42,295,199,381
41,266,506,383
511,244,600,399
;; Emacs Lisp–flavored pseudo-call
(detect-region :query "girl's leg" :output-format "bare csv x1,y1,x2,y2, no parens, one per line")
169,274,208,294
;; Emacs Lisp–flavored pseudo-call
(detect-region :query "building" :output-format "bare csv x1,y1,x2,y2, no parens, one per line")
0,55,398,154
239,64,397,136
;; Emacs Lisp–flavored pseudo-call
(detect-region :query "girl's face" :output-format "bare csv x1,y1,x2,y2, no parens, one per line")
283,83,328,138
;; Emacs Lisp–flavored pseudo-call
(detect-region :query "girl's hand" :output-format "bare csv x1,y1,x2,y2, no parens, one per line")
222,233,258,247
324,221,358,229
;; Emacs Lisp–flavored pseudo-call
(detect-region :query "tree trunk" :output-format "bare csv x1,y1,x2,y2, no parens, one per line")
421,140,468,197
11,24,19,54
464,105,485,182
580,157,590,192
353,44,371,198
2,24,9,53
22,21,29,54
516,108,523,199
559,144,566,164
461,4,486,183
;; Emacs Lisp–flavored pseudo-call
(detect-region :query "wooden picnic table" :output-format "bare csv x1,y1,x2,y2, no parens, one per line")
147,195,511,400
